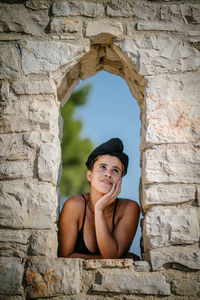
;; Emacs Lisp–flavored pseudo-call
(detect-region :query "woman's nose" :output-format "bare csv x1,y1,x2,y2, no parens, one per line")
105,170,112,177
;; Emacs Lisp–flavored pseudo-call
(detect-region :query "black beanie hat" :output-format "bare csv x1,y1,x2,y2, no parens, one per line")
86,138,129,175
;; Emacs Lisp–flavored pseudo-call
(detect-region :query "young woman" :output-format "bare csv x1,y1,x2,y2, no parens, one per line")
59,138,140,259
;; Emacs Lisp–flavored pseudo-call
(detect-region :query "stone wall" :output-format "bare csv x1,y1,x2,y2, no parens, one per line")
0,0,200,299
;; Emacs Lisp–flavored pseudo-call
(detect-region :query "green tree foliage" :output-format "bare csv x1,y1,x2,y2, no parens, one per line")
59,84,94,198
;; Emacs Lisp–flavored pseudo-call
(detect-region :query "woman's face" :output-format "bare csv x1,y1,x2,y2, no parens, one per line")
87,154,123,194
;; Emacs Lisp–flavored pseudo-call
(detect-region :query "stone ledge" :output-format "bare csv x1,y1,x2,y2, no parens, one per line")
91,269,171,295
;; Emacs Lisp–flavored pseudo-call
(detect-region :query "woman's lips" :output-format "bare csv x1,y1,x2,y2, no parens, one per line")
101,179,112,185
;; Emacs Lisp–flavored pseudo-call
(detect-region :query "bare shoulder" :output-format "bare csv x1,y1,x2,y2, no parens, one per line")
60,194,85,220
117,198,140,216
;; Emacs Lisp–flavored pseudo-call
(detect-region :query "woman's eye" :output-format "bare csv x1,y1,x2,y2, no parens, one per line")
113,169,119,174
100,165,106,170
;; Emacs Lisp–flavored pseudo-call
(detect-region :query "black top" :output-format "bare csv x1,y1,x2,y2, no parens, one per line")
74,194,119,255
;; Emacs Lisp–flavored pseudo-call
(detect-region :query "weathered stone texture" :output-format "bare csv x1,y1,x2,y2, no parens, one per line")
149,245,200,271
52,1,103,17
21,41,89,75
29,230,58,257
12,78,57,95
38,141,61,185
0,180,58,229
160,4,200,24
0,95,59,133
116,36,200,75
106,2,156,19
0,257,24,295
26,258,80,297
143,206,199,250
0,229,30,257
0,44,21,80
91,269,171,295
142,146,200,184
50,17,82,34
85,19,123,43
0,133,33,161
0,4,49,36
166,269,200,297
141,74,200,146
25,0,50,10
142,184,196,211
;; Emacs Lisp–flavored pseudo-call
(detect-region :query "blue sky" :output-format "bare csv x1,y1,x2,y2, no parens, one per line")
74,70,142,257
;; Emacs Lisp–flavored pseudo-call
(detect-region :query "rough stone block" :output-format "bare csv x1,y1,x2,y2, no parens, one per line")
38,140,61,185
166,269,200,297
0,257,24,295
149,245,200,271
115,36,200,75
83,259,133,270
0,95,59,133
142,145,200,184
25,0,50,10
91,269,171,295
0,180,58,229
26,257,80,297
0,229,29,257
0,4,49,36
0,44,21,80
0,133,33,161
23,132,58,150
134,261,151,272
141,74,200,146
50,17,82,36
21,40,89,75
136,21,191,32
106,2,156,19
30,230,58,257
160,4,200,24
143,206,199,250
142,184,196,211
52,1,103,17
85,19,123,42
0,159,34,180
12,78,56,95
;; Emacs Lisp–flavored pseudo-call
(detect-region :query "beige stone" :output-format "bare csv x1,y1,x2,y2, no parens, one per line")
91,269,171,295
50,17,82,34
83,259,133,270
38,140,61,185
165,269,200,297
143,206,199,250
0,95,59,133
85,19,123,43
160,4,200,24
142,184,196,211
142,145,200,184
0,180,58,229
150,245,200,271
52,1,103,17
21,40,89,75
0,44,21,80
141,74,200,146
26,257,80,297
0,257,24,295
116,36,200,75
0,229,30,257
0,4,49,36
30,230,58,257
12,78,57,95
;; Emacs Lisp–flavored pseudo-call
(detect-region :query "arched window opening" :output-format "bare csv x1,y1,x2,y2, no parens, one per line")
59,70,141,258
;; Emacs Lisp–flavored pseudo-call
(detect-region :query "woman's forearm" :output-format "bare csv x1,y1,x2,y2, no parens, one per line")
65,252,103,259
95,208,119,258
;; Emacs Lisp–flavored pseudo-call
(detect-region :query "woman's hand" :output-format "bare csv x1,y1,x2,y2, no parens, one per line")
95,180,122,212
